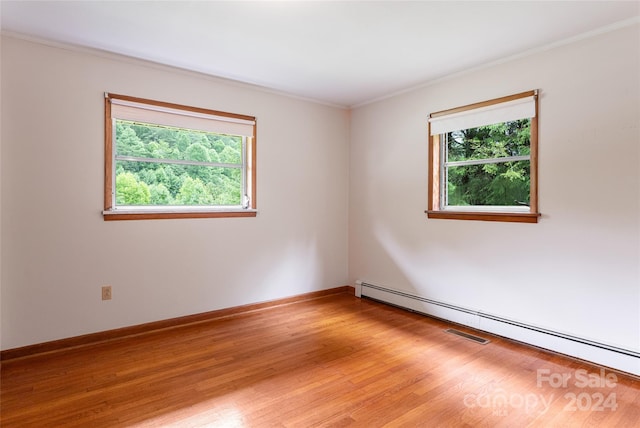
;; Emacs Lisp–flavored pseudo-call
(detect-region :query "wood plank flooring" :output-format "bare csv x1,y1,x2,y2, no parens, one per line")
1,292,638,427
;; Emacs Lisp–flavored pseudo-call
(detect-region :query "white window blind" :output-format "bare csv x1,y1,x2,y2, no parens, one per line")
109,98,255,138
429,96,535,136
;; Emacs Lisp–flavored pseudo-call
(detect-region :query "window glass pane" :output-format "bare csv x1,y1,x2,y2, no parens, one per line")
115,160,242,206
115,120,242,164
446,160,530,207
447,119,530,162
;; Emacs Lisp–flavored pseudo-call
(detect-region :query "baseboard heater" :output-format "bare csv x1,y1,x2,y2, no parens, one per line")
356,281,640,376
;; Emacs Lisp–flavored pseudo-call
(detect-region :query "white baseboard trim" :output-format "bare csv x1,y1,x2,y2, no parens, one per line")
357,281,640,376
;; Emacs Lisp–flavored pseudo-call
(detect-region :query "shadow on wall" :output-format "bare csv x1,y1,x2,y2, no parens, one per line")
236,232,325,302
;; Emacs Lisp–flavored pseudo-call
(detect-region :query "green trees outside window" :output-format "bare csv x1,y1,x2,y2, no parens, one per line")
114,121,243,206
445,119,531,207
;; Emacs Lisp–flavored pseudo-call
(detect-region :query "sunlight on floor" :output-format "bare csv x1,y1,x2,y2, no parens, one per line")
129,401,247,427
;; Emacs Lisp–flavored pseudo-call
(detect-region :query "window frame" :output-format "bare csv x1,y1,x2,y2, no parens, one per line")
426,90,540,223
103,93,257,221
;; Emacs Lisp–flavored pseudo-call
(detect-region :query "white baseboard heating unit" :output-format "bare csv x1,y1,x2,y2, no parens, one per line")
355,280,640,376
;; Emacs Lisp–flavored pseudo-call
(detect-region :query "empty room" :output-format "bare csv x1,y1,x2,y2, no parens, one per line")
1,1,639,426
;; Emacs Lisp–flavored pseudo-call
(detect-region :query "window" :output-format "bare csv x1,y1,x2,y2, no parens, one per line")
103,93,256,220
427,90,539,223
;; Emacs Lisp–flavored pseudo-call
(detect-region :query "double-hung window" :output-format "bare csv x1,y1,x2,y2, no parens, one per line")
103,93,256,220
427,90,539,223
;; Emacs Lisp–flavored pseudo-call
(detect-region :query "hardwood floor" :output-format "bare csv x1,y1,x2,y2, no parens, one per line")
1,292,638,427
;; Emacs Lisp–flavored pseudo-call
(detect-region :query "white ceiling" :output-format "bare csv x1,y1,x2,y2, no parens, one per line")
1,1,638,107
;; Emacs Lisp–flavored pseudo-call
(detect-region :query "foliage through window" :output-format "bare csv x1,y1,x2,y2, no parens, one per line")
427,91,539,223
445,119,531,207
104,93,256,220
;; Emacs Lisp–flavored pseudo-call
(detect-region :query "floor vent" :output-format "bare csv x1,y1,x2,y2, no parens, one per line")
445,328,490,345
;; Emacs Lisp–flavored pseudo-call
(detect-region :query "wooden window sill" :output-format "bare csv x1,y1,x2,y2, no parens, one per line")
425,210,540,223
103,210,257,221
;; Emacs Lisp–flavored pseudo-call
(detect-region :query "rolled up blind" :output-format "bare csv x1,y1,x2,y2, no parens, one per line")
108,96,255,138
429,95,535,136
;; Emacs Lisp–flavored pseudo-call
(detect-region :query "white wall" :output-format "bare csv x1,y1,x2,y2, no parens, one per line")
2,23,639,357
0,36,350,350
349,24,640,353
0,32,3,350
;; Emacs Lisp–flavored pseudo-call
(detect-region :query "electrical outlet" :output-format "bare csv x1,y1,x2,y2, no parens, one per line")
102,285,112,301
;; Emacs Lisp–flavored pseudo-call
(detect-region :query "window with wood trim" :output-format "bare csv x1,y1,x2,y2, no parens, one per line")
104,93,256,220
427,90,539,223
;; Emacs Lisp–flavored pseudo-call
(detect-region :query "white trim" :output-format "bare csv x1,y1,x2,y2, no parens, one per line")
115,155,242,169
443,205,530,213
445,154,530,168
4,17,637,110
102,205,258,216
354,280,363,298
105,206,254,215
353,17,640,108
0,31,349,110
